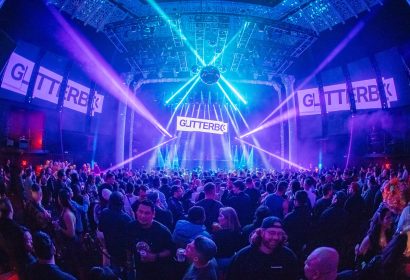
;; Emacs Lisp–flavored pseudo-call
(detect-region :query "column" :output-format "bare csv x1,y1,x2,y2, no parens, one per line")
281,75,297,167
272,81,285,170
115,73,133,166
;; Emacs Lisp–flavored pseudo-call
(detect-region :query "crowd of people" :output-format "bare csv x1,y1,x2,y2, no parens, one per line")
0,159,410,280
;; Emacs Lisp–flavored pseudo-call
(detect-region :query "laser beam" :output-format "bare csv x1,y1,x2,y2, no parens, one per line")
49,7,172,138
174,76,201,112
217,82,238,111
220,76,247,104
166,75,200,104
240,108,297,138
236,137,306,170
104,137,177,172
146,0,206,66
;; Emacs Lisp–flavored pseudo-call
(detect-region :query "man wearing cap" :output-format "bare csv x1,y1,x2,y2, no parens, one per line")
183,236,218,280
226,216,298,280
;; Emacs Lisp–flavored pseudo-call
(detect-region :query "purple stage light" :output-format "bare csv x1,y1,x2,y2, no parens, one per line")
236,137,306,170
240,108,297,138
48,7,172,137
345,115,355,170
104,137,177,171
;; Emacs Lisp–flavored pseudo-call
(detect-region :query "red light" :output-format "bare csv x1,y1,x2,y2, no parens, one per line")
22,160,27,167
385,163,391,169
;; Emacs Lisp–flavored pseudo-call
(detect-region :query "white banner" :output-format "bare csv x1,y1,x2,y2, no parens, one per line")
91,91,104,115
33,67,62,104
177,116,228,135
63,80,90,114
297,77,398,115
1,52,35,96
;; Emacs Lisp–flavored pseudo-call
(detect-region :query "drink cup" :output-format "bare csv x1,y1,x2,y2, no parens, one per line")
176,248,186,262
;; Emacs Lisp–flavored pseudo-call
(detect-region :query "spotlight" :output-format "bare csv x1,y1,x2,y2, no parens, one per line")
208,39,217,47
200,65,220,85
191,65,201,74
219,65,227,73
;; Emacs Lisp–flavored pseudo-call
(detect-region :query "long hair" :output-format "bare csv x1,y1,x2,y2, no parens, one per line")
58,188,77,214
368,207,393,250
219,207,241,231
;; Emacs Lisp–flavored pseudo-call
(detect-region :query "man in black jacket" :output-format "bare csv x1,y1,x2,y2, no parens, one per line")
226,180,252,226
226,216,298,280
283,190,312,256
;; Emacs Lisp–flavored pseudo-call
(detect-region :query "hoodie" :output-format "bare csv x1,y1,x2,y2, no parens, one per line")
172,220,212,248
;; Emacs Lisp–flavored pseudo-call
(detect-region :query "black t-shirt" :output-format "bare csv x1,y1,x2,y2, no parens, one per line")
212,229,244,258
226,245,298,280
27,263,77,280
98,208,132,262
195,199,223,231
127,220,174,279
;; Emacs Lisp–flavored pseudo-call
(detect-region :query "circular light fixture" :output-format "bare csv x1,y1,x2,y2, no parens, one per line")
200,65,220,85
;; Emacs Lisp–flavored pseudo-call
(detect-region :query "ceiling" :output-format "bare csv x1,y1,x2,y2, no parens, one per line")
48,0,383,81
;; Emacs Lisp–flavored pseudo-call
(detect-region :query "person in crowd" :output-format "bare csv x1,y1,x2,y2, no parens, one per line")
87,266,120,280
85,174,98,203
123,182,138,219
131,185,149,212
0,199,36,279
242,205,272,242
195,182,223,232
225,180,252,226
357,230,410,280
312,183,333,221
362,176,380,219
151,176,168,209
27,231,77,280
356,206,393,263
286,179,302,213
244,177,260,214
173,206,211,249
23,183,52,233
226,216,298,280
51,169,68,202
304,247,339,280
22,168,34,203
317,191,348,252
127,200,174,280
92,188,112,228
212,207,244,276
264,180,289,220
159,177,172,200
260,181,276,203
344,182,366,242
98,191,132,278
303,177,317,208
54,188,82,277
146,190,174,231
70,183,90,233
168,185,186,223
183,236,218,280
283,190,312,256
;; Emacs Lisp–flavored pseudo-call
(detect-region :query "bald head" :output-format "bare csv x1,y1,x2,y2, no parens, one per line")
304,247,339,280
